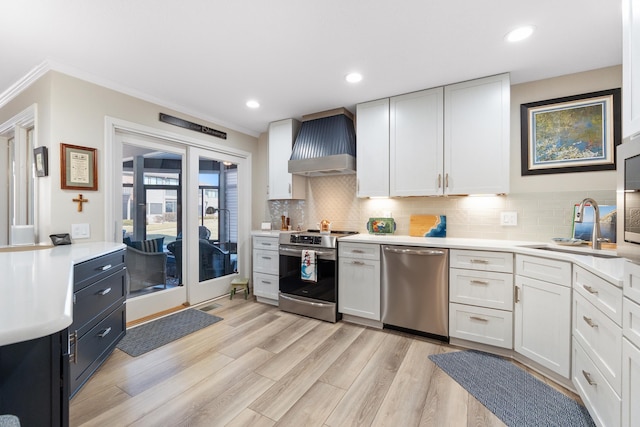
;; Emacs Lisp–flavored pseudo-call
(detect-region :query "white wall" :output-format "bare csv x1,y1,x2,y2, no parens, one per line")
0,71,261,244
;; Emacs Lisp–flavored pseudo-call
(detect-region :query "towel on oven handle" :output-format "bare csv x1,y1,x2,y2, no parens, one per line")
301,249,317,282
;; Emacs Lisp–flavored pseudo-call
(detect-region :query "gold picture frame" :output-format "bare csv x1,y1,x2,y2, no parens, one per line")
60,143,98,190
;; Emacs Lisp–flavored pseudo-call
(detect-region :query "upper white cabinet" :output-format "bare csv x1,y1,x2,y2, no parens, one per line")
355,73,510,197
623,0,640,138
444,74,510,195
268,119,306,200
390,88,444,196
356,99,389,198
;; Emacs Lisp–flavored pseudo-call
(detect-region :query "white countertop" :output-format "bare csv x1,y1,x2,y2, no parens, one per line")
0,242,125,347
338,234,625,286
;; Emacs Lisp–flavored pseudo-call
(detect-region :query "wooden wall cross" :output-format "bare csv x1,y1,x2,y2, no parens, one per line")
73,194,88,212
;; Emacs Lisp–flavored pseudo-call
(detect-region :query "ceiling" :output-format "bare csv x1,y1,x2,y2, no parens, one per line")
0,0,622,137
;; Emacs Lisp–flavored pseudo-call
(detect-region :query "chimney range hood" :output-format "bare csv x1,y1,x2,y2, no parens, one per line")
288,108,356,177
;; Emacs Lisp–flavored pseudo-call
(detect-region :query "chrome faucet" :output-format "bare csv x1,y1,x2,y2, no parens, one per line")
575,198,601,250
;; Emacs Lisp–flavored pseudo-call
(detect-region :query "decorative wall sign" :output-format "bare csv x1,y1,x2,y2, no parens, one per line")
520,88,621,175
159,113,227,140
61,143,98,190
33,146,48,177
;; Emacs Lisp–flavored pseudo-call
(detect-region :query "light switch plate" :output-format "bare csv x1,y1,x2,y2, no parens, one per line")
500,211,518,226
71,223,90,239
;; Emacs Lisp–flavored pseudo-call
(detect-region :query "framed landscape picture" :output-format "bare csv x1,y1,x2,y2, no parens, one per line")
520,89,621,175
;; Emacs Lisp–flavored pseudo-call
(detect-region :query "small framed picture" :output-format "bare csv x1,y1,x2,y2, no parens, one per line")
60,143,98,190
33,146,48,177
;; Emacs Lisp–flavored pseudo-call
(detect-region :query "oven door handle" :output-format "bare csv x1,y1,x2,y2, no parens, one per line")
279,246,335,258
279,293,334,308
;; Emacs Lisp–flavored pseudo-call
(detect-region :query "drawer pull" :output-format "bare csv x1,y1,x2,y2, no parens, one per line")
352,261,365,265
261,280,272,284
352,249,365,253
470,280,490,285
583,316,598,328
260,242,273,246
470,316,488,322
70,330,78,364
99,264,113,271
470,259,489,264
98,327,112,338
582,370,597,386
262,256,272,260
515,285,521,303
98,287,112,296
583,285,599,295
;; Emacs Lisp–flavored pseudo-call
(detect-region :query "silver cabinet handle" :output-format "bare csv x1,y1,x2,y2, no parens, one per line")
438,174,442,188
99,264,112,271
470,316,488,322
98,327,112,338
445,173,449,188
260,242,273,247
582,370,597,386
583,316,598,328
515,285,520,303
261,280,272,284
470,259,489,264
352,249,365,254
583,285,599,295
98,287,112,296
262,256,272,260
70,330,78,364
351,260,365,265
470,280,490,285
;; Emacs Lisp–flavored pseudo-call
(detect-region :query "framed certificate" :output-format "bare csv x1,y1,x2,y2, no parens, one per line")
60,143,98,190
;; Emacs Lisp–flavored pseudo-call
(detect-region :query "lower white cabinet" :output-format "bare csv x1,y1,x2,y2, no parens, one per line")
514,270,571,378
449,303,512,348
338,243,380,321
622,337,640,427
252,235,279,305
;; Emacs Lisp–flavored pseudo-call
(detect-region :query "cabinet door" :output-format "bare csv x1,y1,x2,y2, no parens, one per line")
444,73,510,195
623,0,640,138
268,119,306,200
390,88,444,196
622,337,640,427
356,99,389,197
514,274,571,377
338,257,380,320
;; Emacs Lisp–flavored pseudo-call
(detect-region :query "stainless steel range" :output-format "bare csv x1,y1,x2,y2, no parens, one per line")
278,230,357,322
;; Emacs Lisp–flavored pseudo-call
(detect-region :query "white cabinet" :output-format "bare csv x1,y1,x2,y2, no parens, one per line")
444,74,510,195
268,119,306,200
389,88,443,196
356,99,389,198
449,249,514,349
622,259,640,427
623,0,640,138
338,243,381,322
355,73,510,197
514,255,571,378
252,235,279,305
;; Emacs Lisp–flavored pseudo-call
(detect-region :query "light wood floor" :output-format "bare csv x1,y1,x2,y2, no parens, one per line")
70,297,577,427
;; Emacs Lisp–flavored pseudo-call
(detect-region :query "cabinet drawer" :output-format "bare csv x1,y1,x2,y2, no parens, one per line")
449,303,513,349
449,250,513,273
70,303,126,397
253,249,279,275
623,297,640,349
624,259,640,305
572,339,621,427
515,254,571,286
74,250,125,291
253,236,279,251
253,272,279,301
71,268,126,338
574,265,623,326
338,242,380,261
450,268,513,311
573,293,622,395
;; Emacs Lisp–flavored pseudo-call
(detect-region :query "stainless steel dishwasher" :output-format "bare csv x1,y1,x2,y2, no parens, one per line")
381,245,449,340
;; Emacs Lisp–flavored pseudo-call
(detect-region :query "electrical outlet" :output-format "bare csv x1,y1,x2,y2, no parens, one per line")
71,223,90,239
500,211,518,226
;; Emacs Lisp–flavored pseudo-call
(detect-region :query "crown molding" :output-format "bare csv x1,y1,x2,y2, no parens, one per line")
0,61,51,110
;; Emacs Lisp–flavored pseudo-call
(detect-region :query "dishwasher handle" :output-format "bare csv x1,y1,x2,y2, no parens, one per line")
384,246,446,256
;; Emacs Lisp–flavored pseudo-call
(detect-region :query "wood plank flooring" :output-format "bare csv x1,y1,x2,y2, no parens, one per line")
70,296,577,427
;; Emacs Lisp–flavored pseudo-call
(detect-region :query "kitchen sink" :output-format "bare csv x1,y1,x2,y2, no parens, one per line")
519,244,619,259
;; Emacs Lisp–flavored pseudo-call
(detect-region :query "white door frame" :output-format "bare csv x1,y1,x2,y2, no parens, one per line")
104,117,252,320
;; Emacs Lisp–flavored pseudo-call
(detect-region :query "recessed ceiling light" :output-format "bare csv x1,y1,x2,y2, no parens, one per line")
345,72,363,83
505,25,535,42
246,100,260,108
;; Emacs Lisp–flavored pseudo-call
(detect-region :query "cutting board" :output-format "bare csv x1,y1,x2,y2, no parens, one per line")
409,215,446,237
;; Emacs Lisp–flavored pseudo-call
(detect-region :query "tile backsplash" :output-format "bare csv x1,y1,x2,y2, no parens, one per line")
267,175,616,242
